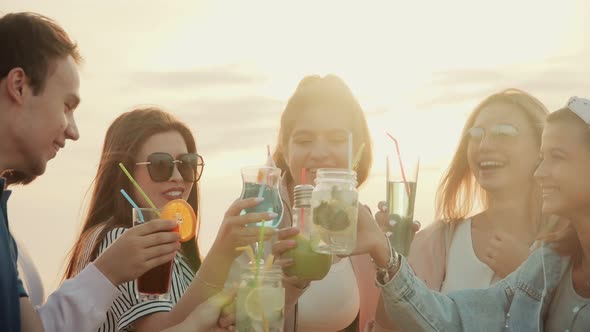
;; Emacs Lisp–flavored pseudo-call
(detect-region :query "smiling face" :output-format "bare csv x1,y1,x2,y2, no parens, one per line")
133,130,194,208
13,56,80,176
466,102,541,195
284,107,351,186
534,119,590,217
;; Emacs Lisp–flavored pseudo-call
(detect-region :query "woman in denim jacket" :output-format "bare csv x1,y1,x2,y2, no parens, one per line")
354,97,590,331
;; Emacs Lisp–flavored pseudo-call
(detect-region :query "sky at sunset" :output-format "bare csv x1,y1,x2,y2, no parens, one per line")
3,0,590,294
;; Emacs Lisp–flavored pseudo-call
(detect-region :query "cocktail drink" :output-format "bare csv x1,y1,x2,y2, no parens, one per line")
236,265,285,332
310,169,358,255
284,234,331,280
386,154,419,256
283,184,332,280
240,166,283,228
132,207,178,301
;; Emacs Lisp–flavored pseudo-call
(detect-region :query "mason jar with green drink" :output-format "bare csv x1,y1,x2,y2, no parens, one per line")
310,169,358,255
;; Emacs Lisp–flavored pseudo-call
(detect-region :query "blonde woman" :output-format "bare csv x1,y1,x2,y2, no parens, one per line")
375,89,549,330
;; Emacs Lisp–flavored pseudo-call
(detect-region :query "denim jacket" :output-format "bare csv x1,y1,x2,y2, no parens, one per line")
379,246,569,331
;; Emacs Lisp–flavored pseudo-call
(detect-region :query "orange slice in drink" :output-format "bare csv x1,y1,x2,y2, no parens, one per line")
161,199,197,242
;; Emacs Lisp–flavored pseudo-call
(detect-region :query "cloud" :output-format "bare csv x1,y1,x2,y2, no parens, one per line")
169,95,286,154
416,53,590,110
126,64,267,89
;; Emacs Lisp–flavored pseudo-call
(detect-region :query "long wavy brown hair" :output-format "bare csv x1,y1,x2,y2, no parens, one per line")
435,88,548,230
64,107,201,279
272,74,373,187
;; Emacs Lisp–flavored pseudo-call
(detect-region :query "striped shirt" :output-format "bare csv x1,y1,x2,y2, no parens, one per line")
75,226,195,332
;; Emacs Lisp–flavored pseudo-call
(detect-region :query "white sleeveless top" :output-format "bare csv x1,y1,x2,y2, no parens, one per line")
440,219,501,294
297,257,360,331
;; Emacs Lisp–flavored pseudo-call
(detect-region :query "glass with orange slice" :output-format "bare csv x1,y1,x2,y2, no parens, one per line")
132,199,197,301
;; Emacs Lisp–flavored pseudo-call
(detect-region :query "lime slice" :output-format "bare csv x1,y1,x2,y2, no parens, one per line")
244,286,285,321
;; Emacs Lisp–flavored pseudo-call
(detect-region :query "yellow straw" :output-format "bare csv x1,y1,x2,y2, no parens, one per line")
236,246,255,262
352,142,366,171
264,254,274,272
263,315,269,332
118,163,159,214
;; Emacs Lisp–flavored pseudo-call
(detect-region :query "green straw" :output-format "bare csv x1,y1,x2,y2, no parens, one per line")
118,163,159,215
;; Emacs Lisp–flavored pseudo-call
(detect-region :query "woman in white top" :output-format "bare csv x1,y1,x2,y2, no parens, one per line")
270,75,377,332
64,108,276,332
374,89,551,329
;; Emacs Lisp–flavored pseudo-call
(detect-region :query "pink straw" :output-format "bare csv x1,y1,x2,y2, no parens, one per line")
386,132,411,198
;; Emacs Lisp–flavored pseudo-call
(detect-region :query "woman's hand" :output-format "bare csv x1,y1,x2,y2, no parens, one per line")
162,288,237,332
272,227,311,290
94,219,180,286
210,197,277,259
352,203,420,266
481,231,530,278
271,227,316,308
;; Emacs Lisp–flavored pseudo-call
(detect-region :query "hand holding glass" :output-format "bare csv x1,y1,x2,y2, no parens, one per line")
133,208,178,301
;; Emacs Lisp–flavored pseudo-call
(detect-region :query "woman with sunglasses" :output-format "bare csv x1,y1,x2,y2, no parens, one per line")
358,96,590,331
64,107,276,332
371,88,550,330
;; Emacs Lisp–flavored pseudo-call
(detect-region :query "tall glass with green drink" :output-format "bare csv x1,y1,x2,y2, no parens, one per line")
386,153,419,256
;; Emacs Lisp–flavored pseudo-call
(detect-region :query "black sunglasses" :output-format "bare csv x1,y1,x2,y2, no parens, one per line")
136,152,205,182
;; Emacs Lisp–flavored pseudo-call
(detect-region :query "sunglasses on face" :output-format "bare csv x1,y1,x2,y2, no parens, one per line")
466,124,520,142
136,152,205,182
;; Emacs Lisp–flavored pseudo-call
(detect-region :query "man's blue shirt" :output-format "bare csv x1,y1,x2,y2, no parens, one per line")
0,178,28,332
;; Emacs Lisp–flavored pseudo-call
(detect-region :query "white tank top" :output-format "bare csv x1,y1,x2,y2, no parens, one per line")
297,257,360,331
440,219,501,294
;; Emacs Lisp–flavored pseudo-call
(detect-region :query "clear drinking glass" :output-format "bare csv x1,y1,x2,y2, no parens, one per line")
132,208,177,301
386,153,419,256
236,265,285,332
240,166,284,228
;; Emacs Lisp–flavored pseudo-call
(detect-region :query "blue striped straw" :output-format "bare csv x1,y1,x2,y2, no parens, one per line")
120,189,145,223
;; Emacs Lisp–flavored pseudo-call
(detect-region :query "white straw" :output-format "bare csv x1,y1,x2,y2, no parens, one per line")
348,131,353,170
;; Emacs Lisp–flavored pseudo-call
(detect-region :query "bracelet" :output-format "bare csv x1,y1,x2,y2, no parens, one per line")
195,273,223,291
372,234,400,285
371,233,395,269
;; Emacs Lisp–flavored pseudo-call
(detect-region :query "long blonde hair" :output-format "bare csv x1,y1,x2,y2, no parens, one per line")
435,89,548,228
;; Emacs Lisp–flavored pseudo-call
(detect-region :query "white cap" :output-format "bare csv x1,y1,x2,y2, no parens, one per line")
566,96,590,125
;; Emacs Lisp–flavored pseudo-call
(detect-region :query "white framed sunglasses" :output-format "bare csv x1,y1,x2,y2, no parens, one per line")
466,124,520,141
